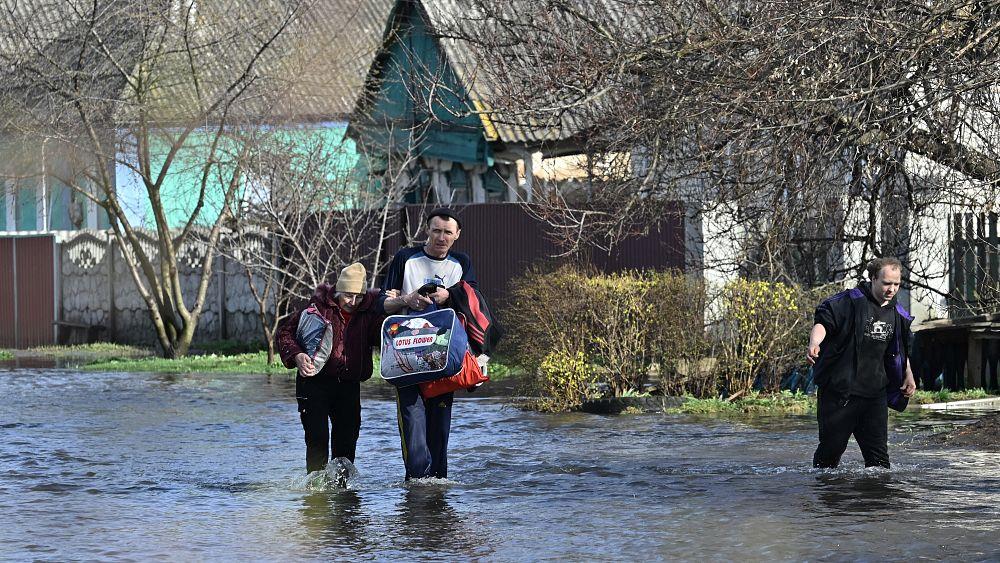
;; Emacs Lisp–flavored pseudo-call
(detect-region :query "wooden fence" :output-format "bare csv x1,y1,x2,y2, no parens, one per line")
951,212,1000,316
393,203,686,306
0,203,685,348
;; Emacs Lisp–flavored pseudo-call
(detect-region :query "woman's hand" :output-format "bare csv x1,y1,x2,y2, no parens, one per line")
429,286,450,305
403,291,433,311
295,353,317,377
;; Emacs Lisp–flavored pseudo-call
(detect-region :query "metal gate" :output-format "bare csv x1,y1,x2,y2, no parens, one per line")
0,235,56,348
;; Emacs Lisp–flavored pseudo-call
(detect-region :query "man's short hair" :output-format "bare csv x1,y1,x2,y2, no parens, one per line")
866,257,903,279
426,207,462,229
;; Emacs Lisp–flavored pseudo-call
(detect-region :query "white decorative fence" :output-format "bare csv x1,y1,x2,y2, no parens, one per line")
59,230,266,346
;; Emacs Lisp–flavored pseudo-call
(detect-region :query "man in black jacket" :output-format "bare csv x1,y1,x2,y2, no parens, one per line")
806,257,917,468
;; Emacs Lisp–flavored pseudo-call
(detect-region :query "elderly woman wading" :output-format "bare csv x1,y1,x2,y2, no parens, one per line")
277,263,396,478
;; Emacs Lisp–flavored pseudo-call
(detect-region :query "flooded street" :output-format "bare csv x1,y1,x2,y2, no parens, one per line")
1,368,999,561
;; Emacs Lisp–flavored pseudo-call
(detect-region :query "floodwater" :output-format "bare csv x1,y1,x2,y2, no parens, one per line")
2,368,999,561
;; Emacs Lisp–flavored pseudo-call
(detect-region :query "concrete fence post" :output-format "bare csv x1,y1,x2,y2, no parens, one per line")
107,232,117,341
218,254,228,341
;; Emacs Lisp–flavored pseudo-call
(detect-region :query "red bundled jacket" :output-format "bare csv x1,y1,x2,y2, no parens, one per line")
277,284,384,381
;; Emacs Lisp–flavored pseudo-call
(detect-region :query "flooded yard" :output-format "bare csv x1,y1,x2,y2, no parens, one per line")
1,367,999,560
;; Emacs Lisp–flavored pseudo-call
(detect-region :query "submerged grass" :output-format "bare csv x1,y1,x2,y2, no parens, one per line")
28,342,151,359
910,388,995,404
82,350,518,380
669,388,999,416
670,391,816,415
83,351,290,374
191,339,266,355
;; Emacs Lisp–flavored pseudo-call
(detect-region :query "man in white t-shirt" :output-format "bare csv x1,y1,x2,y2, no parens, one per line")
380,208,477,479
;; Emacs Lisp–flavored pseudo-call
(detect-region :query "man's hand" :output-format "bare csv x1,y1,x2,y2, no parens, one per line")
806,343,821,365
385,289,400,300
806,324,826,366
429,286,450,305
901,373,916,397
295,353,317,377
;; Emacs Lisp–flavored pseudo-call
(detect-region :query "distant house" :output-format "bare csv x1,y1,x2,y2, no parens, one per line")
0,0,119,233
0,139,112,232
0,0,395,232
351,2,999,322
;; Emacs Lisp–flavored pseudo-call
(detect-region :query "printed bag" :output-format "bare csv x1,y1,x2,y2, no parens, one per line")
295,305,333,374
379,307,468,387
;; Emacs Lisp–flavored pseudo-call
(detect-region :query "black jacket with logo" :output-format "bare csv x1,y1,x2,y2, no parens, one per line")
812,282,913,411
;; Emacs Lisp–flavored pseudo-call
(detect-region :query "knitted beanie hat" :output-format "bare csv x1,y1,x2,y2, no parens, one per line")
335,262,366,294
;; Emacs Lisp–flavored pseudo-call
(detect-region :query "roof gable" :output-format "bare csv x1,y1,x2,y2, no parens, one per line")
352,0,613,149
350,0,493,164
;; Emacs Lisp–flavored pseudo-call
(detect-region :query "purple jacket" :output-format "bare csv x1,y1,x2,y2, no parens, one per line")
277,284,385,381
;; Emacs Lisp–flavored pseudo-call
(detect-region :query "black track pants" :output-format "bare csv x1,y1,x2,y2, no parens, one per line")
296,377,362,473
813,391,889,469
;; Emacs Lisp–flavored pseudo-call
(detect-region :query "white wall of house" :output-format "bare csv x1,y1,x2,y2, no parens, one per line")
686,201,745,325
1,177,107,233
902,152,997,324
683,157,965,327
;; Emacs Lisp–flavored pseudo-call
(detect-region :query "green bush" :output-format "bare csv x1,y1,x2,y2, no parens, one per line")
529,349,597,412
506,265,834,410
482,356,518,381
506,264,707,407
714,279,821,397
504,263,594,371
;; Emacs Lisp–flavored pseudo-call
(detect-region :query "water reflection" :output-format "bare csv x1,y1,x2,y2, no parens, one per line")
812,472,912,514
0,357,59,369
393,484,491,557
299,490,367,550
4,369,1000,560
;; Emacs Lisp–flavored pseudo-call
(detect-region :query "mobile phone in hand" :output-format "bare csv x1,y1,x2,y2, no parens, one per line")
417,282,442,296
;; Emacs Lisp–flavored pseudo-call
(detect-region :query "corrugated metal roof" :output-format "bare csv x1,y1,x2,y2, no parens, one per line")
0,0,80,57
136,0,397,123
0,0,393,125
421,0,587,146
284,0,396,119
358,0,655,148
0,0,137,130
166,0,395,122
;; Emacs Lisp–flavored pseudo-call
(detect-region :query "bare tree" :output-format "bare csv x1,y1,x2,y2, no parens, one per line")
0,0,315,356
438,0,1000,308
223,130,418,364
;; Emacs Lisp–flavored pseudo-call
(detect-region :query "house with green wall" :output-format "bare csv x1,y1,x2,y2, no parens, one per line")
0,0,395,233
115,122,365,229
349,0,589,206
0,136,111,232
